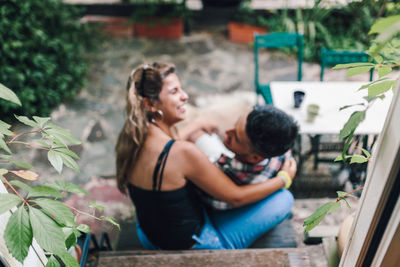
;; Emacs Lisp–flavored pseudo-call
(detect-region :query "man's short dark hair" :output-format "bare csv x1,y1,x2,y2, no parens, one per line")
245,105,299,158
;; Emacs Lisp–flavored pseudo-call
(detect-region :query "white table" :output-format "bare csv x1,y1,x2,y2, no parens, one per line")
270,81,393,173
270,81,393,135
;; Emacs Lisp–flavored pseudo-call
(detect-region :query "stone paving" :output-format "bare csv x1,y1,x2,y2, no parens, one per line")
14,23,384,266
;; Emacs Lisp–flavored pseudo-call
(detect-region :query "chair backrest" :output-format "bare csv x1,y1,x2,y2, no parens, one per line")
254,32,303,104
320,47,373,81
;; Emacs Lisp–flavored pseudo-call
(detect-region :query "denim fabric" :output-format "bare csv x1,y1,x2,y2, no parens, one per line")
136,189,294,250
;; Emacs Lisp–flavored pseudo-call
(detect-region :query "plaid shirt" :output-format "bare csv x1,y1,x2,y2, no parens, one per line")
198,151,290,211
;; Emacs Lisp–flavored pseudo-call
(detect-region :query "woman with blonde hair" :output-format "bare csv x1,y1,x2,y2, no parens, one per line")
116,62,296,249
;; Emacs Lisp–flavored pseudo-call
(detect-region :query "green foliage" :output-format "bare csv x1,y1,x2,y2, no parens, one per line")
130,0,191,24
305,14,399,233
0,84,120,265
0,0,91,120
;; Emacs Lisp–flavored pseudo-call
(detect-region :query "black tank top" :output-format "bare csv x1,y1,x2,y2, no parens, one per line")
128,139,204,249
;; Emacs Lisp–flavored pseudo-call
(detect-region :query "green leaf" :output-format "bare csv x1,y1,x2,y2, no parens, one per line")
0,123,13,136
339,103,364,111
368,80,396,96
334,155,350,162
304,202,335,232
350,155,368,164
0,138,11,154
342,130,355,158
46,255,61,267
33,116,50,128
59,153,80,172
339,111,366,139
369,15,400,34
48,150,63,174
0,83,21,106
0,193,22,214
361,147,371,158
77,224,91,233
0,168,8,175
29,206,66,254
9,180,33,192
378,67,392,78
9,160,34,169
32,198,75,227
63,228,77,250
4,206,32,263
89,201,104,212
54,147,80,160
337,191,347,198
332,62,374,70
44,181,88,195
328,202,341,213
346,66,373,78
101,216,120,230
344,199,351,209
45,128,81,145
28,186,64,199
14,115,39,128
33,139,51,148
58,252,80,267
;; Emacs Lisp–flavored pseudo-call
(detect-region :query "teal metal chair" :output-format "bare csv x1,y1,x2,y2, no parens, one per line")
320,47,373,81
254,32,303,104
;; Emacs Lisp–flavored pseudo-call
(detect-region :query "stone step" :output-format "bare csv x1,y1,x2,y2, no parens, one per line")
116,216,297,251
98,248,310,267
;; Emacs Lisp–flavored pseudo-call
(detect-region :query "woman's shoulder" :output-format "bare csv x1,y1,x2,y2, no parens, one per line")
171,140,207,160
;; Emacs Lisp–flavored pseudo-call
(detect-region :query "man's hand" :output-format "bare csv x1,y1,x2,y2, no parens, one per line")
281,157,297,180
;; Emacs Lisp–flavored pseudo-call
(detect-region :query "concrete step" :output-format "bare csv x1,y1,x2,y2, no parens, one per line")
98,248,310,267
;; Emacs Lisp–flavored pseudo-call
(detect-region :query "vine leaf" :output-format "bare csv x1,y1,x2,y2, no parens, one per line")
0,138,11,154
32,198,76,227
63,228,77,250
89,201,104,212
368,80,396,96
350,155,368,164
77,224,91,233
346,66,373,78
32,116,50,128
0,168,8,175
0,193,22,215
9,160,34,169
101,216,121,230
28,186,63,198
48,150,63,174
29,206,66,255
10,170,39,181
59,252,80,267
339,111,366,139
14,115,39,128
378,67,392,78
303,202,341,232
332,62,374,70
44,181,88,195
0,83,21,106
46,255,61,267
9,180,33,193
4,206,33,263
59,153,80,172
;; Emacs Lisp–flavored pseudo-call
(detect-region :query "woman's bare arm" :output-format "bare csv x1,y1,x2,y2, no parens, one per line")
177,118,219,141
178,142,296,207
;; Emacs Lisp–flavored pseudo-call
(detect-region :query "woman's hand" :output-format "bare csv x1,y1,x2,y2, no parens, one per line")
281,157,297,180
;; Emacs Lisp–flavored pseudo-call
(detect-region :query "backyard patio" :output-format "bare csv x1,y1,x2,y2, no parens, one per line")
1,0,399,266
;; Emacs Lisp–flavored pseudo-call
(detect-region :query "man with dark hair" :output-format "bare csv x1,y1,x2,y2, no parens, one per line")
190,105,299,210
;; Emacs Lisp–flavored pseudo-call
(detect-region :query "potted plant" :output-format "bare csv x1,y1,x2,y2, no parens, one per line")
227,0,268,43
130,0,190,39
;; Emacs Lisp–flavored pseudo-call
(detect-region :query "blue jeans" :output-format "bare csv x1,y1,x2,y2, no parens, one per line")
136,189,294,249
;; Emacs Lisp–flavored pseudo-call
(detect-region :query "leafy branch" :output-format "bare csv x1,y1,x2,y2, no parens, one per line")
303,15,400,232
0,84,120,266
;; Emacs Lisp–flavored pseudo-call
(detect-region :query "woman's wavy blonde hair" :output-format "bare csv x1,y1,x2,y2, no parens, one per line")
115,62,176,194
